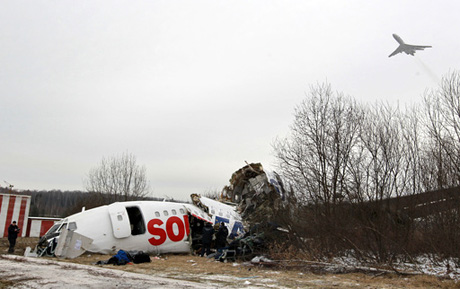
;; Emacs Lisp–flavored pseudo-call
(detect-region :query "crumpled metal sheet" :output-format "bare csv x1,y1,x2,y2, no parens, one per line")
221,163,286,220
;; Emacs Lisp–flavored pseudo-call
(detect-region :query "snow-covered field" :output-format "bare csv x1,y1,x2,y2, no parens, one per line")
1,253,460,288
0,255,205,289
332,254,460,280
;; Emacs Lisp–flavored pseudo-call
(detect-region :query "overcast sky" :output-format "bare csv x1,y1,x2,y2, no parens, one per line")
1,1,459,201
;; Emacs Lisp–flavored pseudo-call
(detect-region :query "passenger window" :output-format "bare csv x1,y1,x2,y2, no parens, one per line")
163,210,169,216
68,222,77,231
179,208,185,214
172,209,177,215
117,215,123,221
155,211,160,217
211,209,215,214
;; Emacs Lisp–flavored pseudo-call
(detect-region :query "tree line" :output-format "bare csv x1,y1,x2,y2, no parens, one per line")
270,71,460,263
0,188,167,219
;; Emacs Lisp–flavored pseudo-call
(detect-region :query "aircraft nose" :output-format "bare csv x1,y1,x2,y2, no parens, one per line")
392,34,403,43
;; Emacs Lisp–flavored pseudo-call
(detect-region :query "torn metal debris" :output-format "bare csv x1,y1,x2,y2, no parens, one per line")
221,163,286,221
54,229,93,259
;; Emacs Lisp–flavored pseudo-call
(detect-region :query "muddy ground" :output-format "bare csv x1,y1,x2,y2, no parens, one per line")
1,238,459,288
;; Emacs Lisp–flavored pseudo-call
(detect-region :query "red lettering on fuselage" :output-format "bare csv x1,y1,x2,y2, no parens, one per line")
147,219,166,246
147,215,190,246
166,216,185,242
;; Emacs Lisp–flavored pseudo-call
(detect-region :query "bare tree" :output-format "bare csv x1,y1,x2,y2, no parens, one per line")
86,152,150,203
423,70,460,189
272,83,364,253
400,105,424,195
356,103,408,201
272,83,424,262
273,82,364,207
270,75,460,262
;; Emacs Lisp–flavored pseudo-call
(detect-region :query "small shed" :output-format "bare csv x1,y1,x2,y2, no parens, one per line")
0,193,31,238
26,217,61,237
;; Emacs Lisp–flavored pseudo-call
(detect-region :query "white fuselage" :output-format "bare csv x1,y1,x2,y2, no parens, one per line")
44,199,243,255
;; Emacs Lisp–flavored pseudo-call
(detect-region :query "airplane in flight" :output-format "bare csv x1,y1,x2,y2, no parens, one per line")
388,34,432,57
28,194,244,258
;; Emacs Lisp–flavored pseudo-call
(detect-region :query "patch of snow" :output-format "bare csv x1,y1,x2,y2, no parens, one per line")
0,255,203,289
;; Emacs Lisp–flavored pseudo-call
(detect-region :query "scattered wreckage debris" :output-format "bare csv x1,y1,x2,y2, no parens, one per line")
250,255,277,267
213,222,291,262
213,231,265,262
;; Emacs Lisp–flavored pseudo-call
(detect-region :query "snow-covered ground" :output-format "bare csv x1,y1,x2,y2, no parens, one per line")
2,254,459,288
332,254,460,280
0,255,288,289
0,255,205,289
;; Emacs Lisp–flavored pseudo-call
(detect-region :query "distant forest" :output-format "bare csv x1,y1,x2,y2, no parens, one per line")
0,187,170,218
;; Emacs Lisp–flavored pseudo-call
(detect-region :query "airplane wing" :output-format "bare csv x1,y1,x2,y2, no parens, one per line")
388,46,403,57
389,44,432,57
408,45,432,50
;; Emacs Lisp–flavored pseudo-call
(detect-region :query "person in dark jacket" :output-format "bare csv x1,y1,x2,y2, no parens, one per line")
215,222,229,250
8,221,20,253
200,222,215,257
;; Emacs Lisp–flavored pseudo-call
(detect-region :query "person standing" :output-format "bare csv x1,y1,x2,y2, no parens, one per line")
200,222,214,257
8,221,20,253
215,222,229,250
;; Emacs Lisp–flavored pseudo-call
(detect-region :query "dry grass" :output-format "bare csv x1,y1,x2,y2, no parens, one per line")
2,238,460,288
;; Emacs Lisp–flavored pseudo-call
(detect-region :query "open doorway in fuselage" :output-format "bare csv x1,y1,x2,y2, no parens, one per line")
126,206,146,236
188,214,206,251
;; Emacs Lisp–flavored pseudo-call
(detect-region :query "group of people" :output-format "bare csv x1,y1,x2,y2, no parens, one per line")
200,222,228,257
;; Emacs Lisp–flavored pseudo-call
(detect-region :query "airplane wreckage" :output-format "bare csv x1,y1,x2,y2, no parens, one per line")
26,163,287,259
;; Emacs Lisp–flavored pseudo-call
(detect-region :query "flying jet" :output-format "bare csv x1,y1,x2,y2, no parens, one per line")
388,34,432,57
27,194,244,258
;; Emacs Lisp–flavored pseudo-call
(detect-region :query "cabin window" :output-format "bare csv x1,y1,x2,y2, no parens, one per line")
179,208,185,214
126,206,146,236
172,209,177,215
43,223,63,239
211,209,215,214
155,211,160,217
117,215,123,221
163,210,169,216
68,222,77,231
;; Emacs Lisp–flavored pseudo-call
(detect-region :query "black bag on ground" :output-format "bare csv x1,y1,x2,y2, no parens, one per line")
132,251,151,264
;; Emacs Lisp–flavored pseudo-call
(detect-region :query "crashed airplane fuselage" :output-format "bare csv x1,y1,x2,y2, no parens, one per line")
34,196,243,258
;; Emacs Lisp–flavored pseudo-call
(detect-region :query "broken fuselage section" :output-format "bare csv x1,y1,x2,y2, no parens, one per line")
221,163,287,222
33,196,244,258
